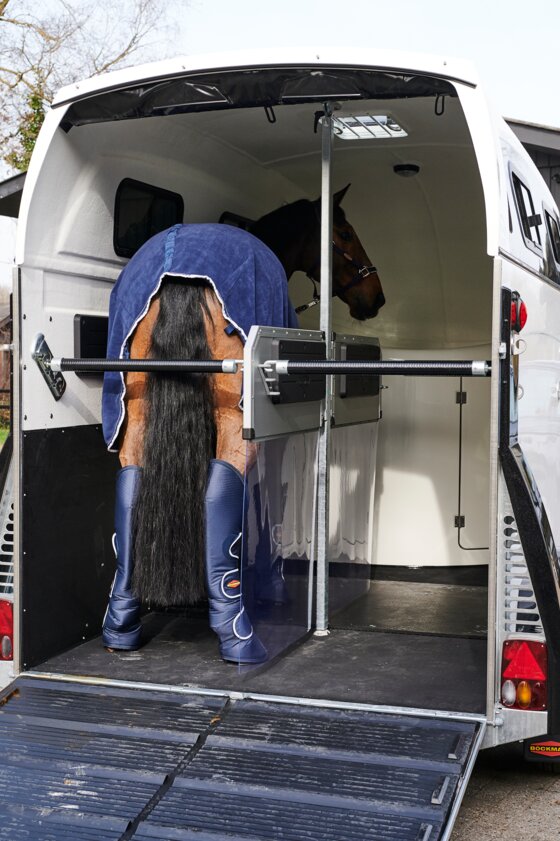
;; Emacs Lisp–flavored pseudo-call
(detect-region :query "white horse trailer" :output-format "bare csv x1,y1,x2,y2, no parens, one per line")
2,48,560,839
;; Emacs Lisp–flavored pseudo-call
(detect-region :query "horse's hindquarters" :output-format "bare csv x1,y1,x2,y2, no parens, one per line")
203,289,246,473
119,299,160,467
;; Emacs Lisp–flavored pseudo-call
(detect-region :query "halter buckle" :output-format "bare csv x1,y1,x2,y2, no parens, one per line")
295,276,321,314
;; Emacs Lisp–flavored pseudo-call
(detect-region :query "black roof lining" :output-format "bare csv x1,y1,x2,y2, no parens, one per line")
61,66,457,130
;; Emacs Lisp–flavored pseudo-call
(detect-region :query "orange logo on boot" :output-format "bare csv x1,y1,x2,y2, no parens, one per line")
227,580,240,589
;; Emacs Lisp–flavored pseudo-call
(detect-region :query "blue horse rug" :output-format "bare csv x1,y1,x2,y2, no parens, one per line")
102,223,298,450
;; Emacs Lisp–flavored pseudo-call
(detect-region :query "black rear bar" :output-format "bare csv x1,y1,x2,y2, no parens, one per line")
53,358,232,373
278,359,491,377
52,358,491,377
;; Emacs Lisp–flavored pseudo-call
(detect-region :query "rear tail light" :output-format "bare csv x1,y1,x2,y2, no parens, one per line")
511,296,528,331
501,639,547,711
0,601,13,661
519,301,528,330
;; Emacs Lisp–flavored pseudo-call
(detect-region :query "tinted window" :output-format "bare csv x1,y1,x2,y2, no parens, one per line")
512,173,542,249
114,179,184,258
545,211,560,265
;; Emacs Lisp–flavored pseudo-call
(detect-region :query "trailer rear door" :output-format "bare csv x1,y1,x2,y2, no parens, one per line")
0,677,484,840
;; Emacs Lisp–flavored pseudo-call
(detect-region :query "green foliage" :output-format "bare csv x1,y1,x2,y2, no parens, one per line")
0,0,172,173
5,78,46,171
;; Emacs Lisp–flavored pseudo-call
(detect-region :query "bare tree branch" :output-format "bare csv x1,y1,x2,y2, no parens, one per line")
0,0,175,171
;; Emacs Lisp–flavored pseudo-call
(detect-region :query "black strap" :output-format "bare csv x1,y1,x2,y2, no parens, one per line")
295,277,320,314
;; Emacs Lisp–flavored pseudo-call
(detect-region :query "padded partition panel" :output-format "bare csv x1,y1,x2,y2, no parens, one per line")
329,423,378,616
241,433,317,669
21,425,119,669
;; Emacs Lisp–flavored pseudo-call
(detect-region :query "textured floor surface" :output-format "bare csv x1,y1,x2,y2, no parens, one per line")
36,579,487,713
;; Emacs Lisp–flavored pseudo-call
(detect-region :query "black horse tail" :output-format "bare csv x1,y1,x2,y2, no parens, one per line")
132,278,216,606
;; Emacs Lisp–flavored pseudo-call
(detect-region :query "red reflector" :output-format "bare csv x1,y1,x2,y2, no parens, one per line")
501,640,547,711
519,301,528,330
503,640,547,680
0,601,13,661
511,299,528,331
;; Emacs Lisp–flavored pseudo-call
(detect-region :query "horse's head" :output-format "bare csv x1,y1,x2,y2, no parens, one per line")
307,184,385,321
250,185,385,320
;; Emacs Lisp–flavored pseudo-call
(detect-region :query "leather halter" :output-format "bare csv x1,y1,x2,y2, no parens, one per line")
295,241,378,315
332,242,378,289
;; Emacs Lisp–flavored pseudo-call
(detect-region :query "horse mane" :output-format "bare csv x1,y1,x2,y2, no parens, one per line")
250,198,348,274
132,278,216,606
249,199,315,269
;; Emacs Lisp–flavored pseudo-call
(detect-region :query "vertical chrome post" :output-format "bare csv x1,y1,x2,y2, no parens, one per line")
315,106,334,634
486,257,503,725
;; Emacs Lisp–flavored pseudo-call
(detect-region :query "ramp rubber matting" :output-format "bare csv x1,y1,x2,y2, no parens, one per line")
0,678,482,841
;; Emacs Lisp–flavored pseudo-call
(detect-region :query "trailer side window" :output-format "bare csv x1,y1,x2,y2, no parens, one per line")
545,211,560,265
114,179,184,258
512,173,542,251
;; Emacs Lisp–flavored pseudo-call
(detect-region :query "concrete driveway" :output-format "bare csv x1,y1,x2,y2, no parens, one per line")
451,744,560,840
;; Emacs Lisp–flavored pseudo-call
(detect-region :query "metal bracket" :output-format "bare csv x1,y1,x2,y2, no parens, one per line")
259,361,281,398
447,733,463,760
31,334,66,401
511,336,526,356
430,774,451,806
417,824,433,841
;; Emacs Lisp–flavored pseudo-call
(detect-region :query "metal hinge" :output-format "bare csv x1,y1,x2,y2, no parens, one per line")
456,391,467,405
455,515,465,528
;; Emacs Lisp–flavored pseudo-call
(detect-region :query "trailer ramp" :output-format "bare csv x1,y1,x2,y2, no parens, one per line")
0,678,483,840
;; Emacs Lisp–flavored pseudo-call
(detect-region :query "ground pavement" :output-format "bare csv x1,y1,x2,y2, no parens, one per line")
451,744,560,840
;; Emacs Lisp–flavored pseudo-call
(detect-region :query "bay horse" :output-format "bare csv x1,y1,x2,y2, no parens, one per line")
101,184,384,663
250,184,385,322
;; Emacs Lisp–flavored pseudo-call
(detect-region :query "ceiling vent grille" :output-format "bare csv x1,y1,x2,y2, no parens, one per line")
331,114,408,140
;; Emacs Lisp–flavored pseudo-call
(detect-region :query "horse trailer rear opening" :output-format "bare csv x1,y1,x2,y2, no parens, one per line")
1,48,559,839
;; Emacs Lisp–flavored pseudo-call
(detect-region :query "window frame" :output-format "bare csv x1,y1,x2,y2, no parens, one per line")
510,168,543,256
113,178,184,259
544,208,560,269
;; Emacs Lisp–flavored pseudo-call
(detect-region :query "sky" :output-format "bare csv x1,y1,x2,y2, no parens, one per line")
1,0,558,184
173,0,560,128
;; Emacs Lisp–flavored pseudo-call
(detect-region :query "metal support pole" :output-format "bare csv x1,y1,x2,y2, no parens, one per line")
316,106,334,635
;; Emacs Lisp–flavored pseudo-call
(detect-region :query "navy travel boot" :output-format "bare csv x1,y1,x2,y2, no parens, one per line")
205,460,267,664
102,466,142,650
